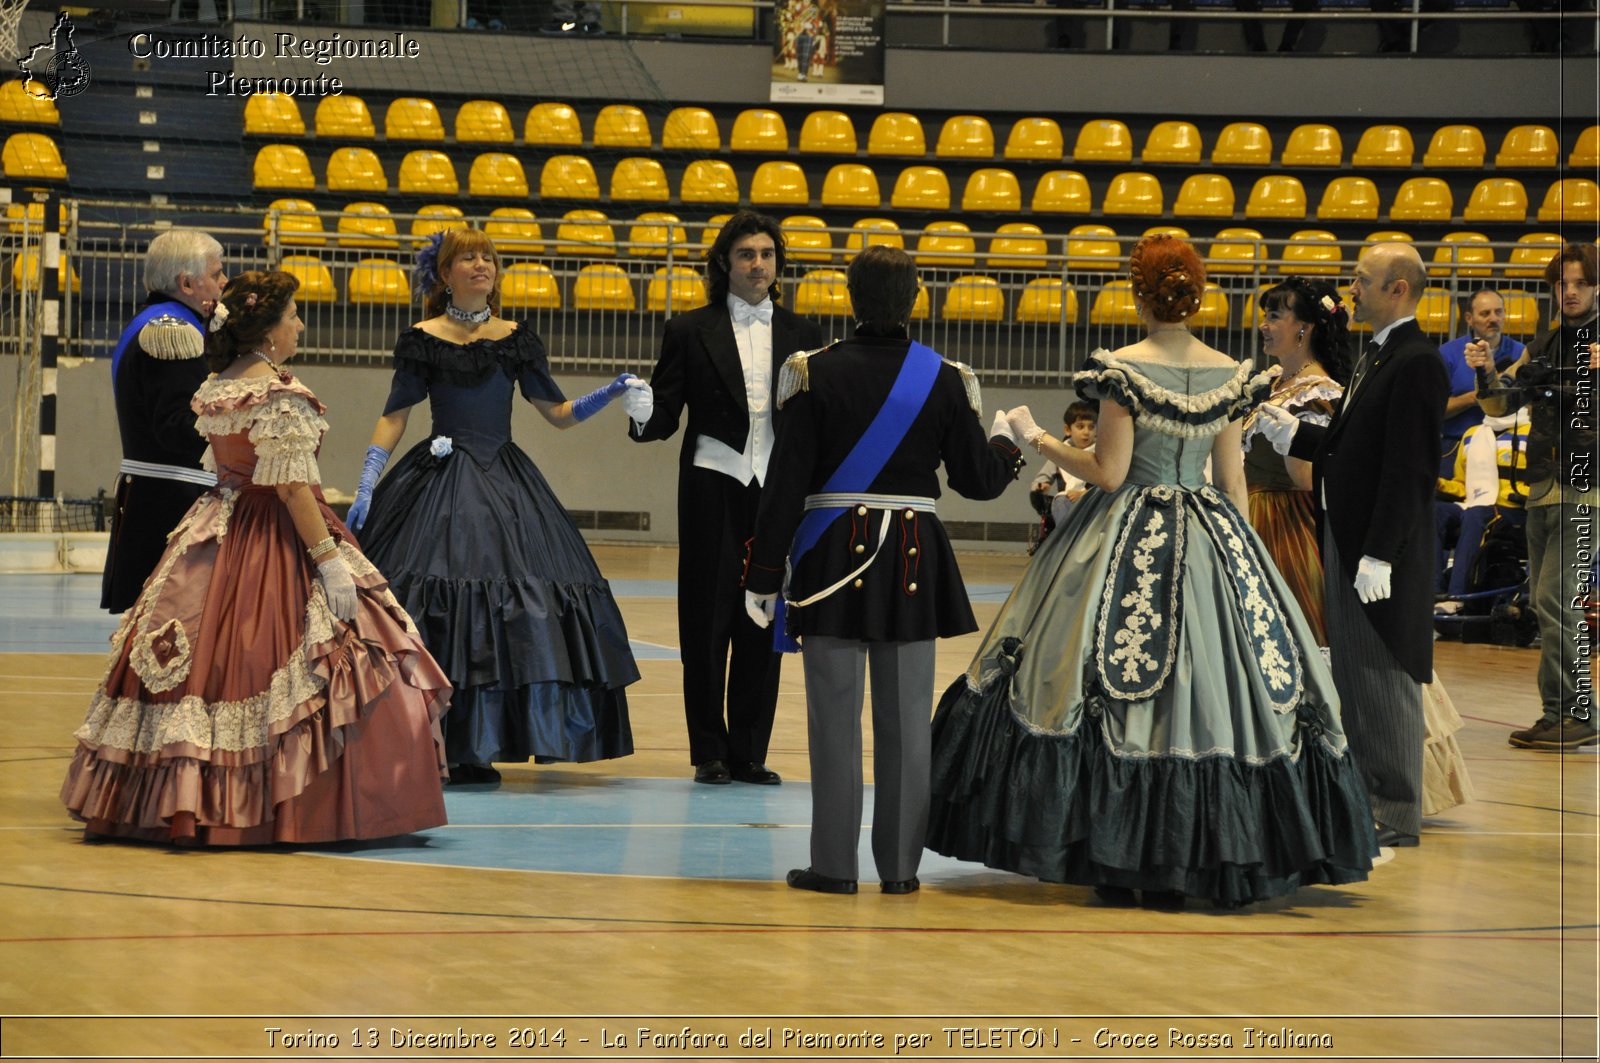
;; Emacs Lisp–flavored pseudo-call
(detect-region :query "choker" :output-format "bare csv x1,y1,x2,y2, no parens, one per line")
445,303,492,325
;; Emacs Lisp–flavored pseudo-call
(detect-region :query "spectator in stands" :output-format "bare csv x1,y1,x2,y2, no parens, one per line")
623,211,824,787
101,229,227,614
1029,401,1097,548
1437,288,1525,478
1435,404,1529,612
1470,243,1600,751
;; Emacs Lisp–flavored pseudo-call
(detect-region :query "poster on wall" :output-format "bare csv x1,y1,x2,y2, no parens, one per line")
770,0,884,105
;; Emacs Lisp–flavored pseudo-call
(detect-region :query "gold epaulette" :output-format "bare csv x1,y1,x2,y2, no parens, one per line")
943,358,983,416
138,315,204,361
775,341,839,408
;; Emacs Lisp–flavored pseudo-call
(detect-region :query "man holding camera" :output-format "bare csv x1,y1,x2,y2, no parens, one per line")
1469,243,1599,751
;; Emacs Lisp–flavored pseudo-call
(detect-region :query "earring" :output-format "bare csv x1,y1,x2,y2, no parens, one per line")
445,285,452,296
1297,328,1305,341
269,339,277,353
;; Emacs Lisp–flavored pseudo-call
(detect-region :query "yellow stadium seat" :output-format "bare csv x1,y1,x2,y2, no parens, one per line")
539,154,599,200
891,166,951,210
1280,229,1343,276
556,209,616,256
1388,177,1453,222
1496,124,1558,167
915,221,976,267
1207,227,1263,274
384,97,444,141
626,212,689,257
1316,176,1380,221
782,215,833,263
262,198,325,248
348,258,409,304
1191,285,1231,329
525,102,583,146
936,115,995,159
1462,177,1528,223
868,112,925,157
1142,120,1202,164
1016,278,1080,325
1071,119,1132,162
278,255,336,303
1365,229,1413,243
250,143,310,191
468,152,529,197
1144,225,1189,239
1351,124,1414,168
1244,175,1306,219
647,265,708,313
1173,173,1234,218
1003,117,1064,162
910,285,930,321
1281,123,1342,167
594,104,652,148
942,275,1004,323
1537,178,1600,224
820,163,880,208
1571,126,1600,168
241,92,299,136
455,99,515,144
793,268,852,317
662,107,720,151
961,168,1022,212
800,110,857,154
336,202,399,249
1032,170,1091,214
1500,289,1545,337
845,218,903,260
987,222,1049,271
485,207,544,253
410,204,466,244
398,150,459,195
609,156,671,202
750,160,809,206
0,79,59,126
680,159,739,204
315,95,374,139
1102,171,1163,216
500,262,562,311
1506,232,1562,278
1067,224,1121,271
1429,231,1493,279
1415,287,1456,335
1336,284,1370,334
1212,122,1273,165
699,214,731,252
574,264,636,311
730,108,788,152
1090,280,1141,326
326,146,386,193
1423,124,1486,167
10,249,79,293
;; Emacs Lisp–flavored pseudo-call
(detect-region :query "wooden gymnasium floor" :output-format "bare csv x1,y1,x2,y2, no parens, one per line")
0,544,1595,1062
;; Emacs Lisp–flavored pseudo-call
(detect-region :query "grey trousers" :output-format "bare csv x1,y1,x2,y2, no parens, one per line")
1324,531,1424,836
799,636,936,882
1526,501,1594,725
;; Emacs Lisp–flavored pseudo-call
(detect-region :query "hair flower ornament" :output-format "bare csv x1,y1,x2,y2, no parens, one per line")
413,231,445,301
206,301,229,332
1319,293,1349,327
429,435,453,458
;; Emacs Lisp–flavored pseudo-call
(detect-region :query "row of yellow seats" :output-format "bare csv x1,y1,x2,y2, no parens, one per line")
2,132,67,181
254,144,532,197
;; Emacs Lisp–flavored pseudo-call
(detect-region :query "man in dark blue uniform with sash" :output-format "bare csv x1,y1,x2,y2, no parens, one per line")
744,245,1024,896
101,229,226,613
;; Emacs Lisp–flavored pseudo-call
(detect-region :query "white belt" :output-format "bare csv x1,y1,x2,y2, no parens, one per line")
787,493,935,609
118,458,217,488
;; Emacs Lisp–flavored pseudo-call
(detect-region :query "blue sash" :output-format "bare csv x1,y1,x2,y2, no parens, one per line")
110,300,204,384
773,341,943,652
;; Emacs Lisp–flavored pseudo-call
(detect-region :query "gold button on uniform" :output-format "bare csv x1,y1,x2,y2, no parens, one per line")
903,508,914,520
907,547,918,557
856,505,868,516
907,582,918,593
853,578,864,589
854,543,865,554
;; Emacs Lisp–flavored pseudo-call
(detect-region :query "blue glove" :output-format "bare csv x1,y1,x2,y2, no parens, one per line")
346,444,389,531
571,373,641,423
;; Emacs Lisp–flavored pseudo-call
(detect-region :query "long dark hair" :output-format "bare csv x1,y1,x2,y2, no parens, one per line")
705,209,786,304
1258,276,1353,385
205,270,299,373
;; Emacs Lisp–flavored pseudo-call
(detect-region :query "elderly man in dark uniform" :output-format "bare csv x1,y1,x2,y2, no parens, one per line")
743,245,1024,895
624,211,824,785
101,228,227,613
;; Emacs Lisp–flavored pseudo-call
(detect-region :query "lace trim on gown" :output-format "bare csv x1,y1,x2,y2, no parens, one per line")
193,374,330,485
1075,349,1277,439
392,324,549,389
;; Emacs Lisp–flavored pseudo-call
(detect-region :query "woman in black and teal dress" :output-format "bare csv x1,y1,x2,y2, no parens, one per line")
346,229,640,784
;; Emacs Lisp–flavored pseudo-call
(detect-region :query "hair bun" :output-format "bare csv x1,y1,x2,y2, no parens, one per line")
1129,235,1205,323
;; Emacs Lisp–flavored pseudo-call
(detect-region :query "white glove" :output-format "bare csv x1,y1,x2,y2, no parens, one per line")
621,379,653,424
1353,555,1392,604
1255,404,1301,456
317,554,359,621
1005,405,1043,447
745,590,776,629
988,409,1016,444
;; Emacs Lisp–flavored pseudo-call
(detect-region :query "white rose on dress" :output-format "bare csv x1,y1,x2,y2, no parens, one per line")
429,435,453,458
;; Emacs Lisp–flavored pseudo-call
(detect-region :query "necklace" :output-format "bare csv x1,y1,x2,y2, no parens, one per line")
445,303,492,325
251,350,284,375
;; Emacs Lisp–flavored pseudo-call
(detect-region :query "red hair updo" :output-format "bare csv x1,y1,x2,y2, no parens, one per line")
1128,234,1206,324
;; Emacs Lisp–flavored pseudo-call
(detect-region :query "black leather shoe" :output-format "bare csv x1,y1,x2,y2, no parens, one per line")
693,760,731,784
448,764,501,785
729,761,781,785
1375,825,1420,848
881,877,919,895
1139,890,1186,911
1093,885,1137,907
786,867,857,895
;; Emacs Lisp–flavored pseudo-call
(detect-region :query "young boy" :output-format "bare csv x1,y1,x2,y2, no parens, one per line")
1029,401,1098,548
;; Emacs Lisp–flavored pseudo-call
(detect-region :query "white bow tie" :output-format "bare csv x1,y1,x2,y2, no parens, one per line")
732,300,773,326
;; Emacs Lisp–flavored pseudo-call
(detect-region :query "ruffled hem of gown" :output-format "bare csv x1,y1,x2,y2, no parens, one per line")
1421,676,1475,817
926,675,1376,905
444,682,634,765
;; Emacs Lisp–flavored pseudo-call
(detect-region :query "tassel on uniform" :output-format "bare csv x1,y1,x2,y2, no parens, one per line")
138,316,205,361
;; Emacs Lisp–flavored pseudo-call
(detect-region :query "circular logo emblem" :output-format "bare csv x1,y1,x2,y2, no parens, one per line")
47,52,92,99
